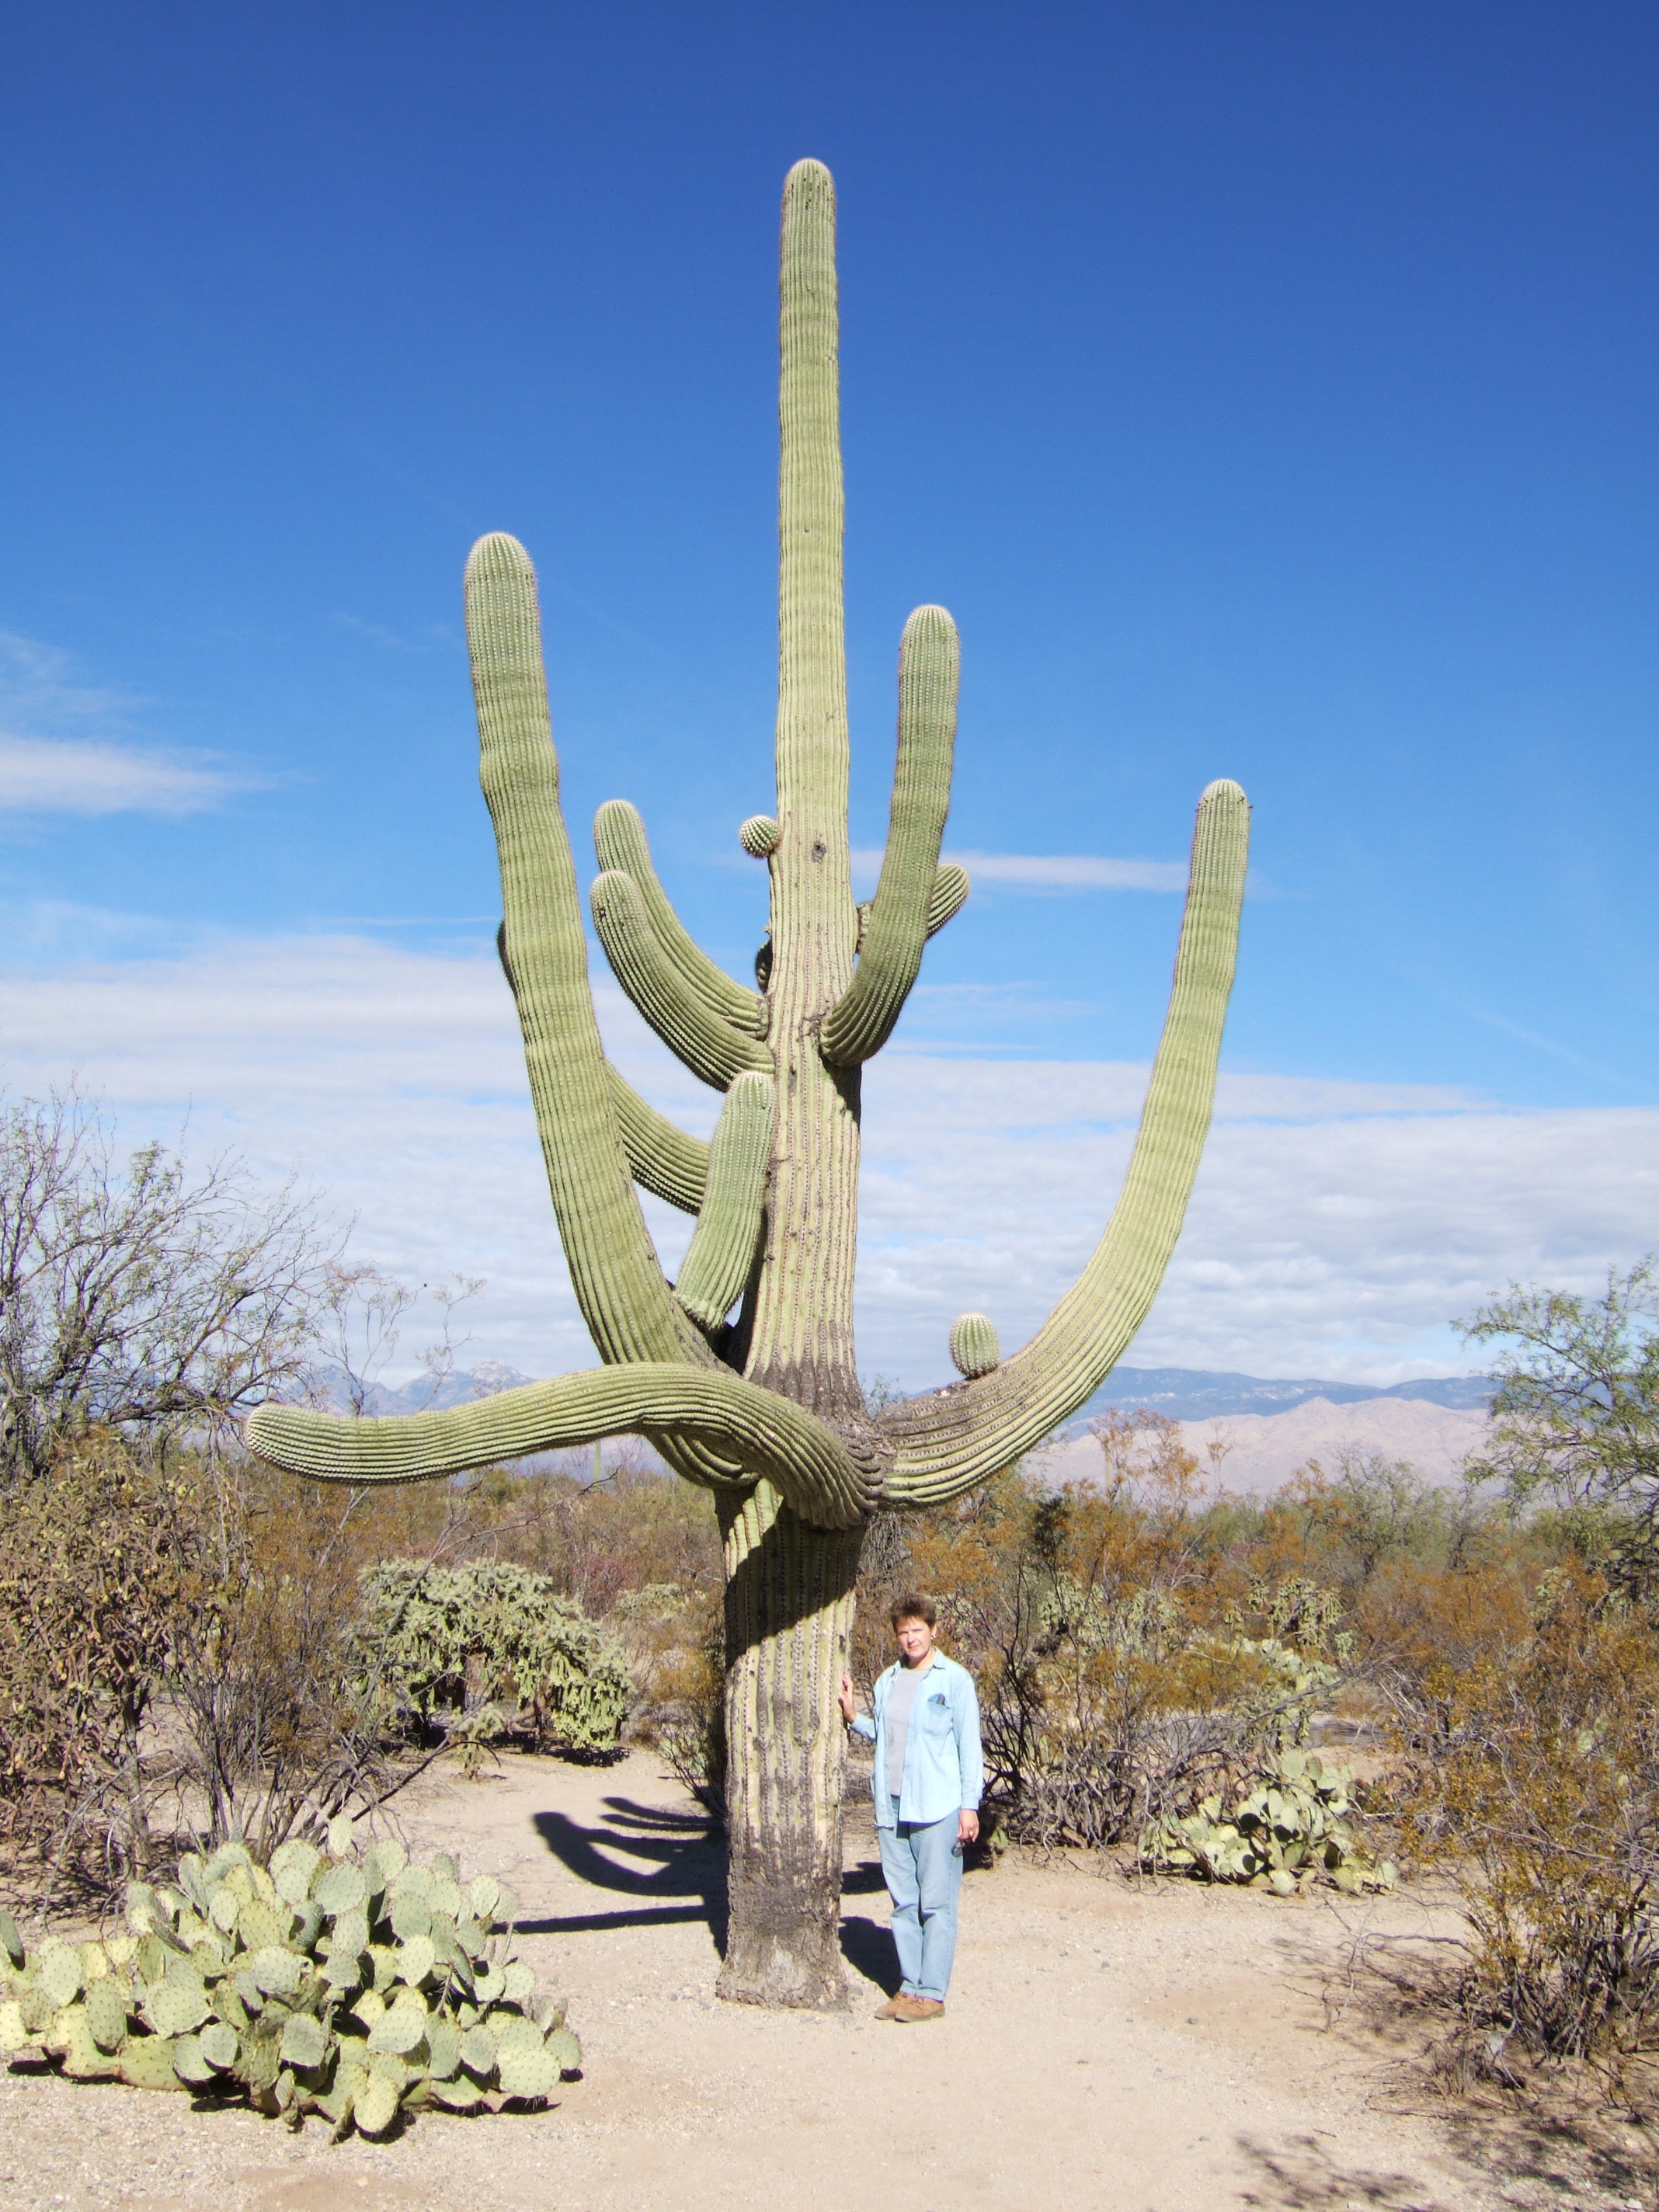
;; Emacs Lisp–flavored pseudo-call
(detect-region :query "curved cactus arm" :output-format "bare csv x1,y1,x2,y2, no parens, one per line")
820,607,958,1069
675,1072,775,1329
247,1364,878,1531
603,1064,709,1213
926,861,971,937
876,778,1250,1508
595,800,767,1037
591,869,774,1091
498,909,710,1212
468,532,686,1368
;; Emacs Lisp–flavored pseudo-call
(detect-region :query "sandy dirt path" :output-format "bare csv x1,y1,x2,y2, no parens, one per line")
0,1750,1643,2212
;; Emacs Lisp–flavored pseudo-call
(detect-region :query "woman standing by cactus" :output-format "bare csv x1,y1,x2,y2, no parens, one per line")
839,1595,983,2022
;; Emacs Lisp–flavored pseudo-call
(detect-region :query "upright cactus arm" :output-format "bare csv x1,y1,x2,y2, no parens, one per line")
926,861,971,937
468,532,686,1368
820,606,958,1068
876,778,1250,1507
674,1072,775,1329
603,1064,709,1212
498,915,711,1211
248,1364,879,1530
592,869,774,1091
595,800,767,1036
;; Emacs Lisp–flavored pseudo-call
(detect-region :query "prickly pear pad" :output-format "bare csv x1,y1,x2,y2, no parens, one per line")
0,1817,582,2141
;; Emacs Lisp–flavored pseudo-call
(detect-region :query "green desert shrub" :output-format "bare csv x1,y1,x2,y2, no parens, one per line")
0,1815,579,2136
355,1560,631,1757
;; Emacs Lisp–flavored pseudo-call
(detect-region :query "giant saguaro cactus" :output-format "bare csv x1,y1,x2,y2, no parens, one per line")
249,160,1249,2009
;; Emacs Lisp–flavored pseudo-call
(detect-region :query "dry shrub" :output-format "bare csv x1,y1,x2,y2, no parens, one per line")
617,1583,726,1813
0,1436,430,1906
468,1451,722,1614
0,1437,196,1883
1393,1557,1659,2078
898,1422,1360,1852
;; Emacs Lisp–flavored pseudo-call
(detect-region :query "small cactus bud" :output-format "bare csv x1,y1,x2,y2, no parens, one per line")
739,815,781,857
949,1313,1000,1378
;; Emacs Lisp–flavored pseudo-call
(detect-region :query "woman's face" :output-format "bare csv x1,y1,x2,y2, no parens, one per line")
894,1615,935,1664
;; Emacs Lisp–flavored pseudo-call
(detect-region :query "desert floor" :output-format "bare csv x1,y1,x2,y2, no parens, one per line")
2,1750,1651,2212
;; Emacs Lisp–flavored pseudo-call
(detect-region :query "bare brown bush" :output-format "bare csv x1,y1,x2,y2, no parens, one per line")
0,1436,431,1908
1389,1560,1659,2083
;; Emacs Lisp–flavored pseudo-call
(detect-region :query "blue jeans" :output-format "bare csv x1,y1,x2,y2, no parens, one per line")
878,1813,963,2001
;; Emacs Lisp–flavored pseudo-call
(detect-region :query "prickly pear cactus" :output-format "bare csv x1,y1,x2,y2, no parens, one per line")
1141,1749,1395,1896
0,1815,581,2138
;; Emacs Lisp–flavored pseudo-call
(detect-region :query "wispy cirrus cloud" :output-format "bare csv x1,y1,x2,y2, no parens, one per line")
850,846,1186,893
0,734,263,816
0,631,265,818
329,612,460,655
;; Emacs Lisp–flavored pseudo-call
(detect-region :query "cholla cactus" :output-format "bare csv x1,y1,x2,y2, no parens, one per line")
248,159,1249,2009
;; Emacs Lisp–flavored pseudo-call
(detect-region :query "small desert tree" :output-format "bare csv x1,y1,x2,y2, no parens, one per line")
249,160,1249,2009
1463,1260,1659,1579
0,1088,339,1477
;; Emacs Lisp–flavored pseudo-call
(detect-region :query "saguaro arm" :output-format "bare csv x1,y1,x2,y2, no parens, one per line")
821,606,959,1068
875,777,1250,1505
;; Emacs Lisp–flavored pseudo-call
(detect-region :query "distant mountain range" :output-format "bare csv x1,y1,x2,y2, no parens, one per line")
1067,1365,1490,1425
311,1360,535,1417
317,1358,1488,1427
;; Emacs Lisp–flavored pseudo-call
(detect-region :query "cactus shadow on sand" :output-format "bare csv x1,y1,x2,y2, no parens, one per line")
525,1800,904,1995
526,1797,729,1944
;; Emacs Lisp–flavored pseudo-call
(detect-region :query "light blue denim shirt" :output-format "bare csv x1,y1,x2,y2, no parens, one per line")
850,1651,984,1829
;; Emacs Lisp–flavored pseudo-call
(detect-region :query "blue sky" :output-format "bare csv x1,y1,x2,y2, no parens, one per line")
0,5,1655,1386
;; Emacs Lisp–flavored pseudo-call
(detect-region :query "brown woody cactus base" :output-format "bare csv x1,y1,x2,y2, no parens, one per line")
248,159,1250,2009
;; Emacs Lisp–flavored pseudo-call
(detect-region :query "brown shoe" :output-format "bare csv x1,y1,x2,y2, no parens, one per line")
900,1998,945,2023
874,1995,913,2020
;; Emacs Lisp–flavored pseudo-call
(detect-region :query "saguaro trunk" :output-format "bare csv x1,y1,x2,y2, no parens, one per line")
718,1484,863,2007
713,162,862,2005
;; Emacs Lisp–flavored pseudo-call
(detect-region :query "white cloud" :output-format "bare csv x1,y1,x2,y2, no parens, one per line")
1,927,1655,1393
0,632,263,817
944,850,1188,892
850,847,1188,893
0,734,259,816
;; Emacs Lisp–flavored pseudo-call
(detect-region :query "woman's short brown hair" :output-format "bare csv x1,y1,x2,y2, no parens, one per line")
889,1592,937,1631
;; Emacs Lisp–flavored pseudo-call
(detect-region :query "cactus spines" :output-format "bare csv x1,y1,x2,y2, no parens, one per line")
250,1361,877,1529
948,1312,1001,1379
247,158,1247,2009
878,777,1249,1509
